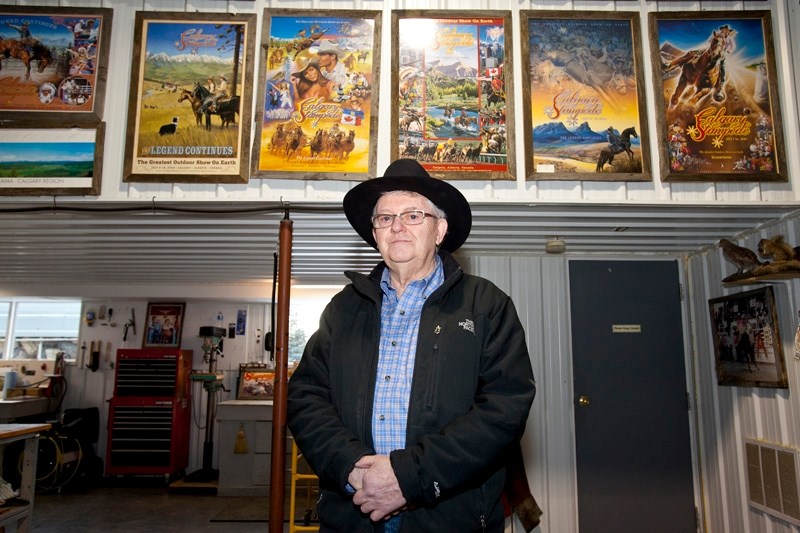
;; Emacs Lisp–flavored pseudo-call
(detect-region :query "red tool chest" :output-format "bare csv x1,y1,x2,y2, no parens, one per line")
106,348,192,477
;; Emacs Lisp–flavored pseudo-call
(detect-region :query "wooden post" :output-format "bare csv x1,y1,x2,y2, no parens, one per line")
269,212,293,532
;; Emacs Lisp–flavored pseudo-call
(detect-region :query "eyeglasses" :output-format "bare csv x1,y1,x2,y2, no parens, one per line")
371,210,438,229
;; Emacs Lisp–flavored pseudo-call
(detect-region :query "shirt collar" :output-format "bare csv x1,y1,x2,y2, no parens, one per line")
380,254,443,298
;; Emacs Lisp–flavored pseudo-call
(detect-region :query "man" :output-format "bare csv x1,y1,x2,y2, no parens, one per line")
606,126,622,153
288,159,536,531
317,39,348,88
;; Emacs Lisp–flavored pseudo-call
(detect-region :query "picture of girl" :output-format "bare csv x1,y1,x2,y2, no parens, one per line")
290,58,332,101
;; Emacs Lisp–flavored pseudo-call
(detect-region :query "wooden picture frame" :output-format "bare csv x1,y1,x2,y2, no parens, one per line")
0,6,112,127
649,11,786,182
520,11,650,181
391,10,515,180
708,286,787,388
0,122,104,196
237,364,275,400
143,302,185,349
251,9,382,180
122,11,256,184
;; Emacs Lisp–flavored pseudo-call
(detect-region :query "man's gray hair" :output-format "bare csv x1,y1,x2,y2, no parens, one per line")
373,190,447,219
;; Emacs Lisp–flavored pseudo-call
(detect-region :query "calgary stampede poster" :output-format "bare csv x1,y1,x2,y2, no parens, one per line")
652,12,785,181
524,13,648,180
254,12,379,179
0,8,110,122
123,13,254,183
394,13,513,180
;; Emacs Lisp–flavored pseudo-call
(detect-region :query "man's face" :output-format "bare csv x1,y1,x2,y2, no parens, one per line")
372,191,447,268
318,52,335,68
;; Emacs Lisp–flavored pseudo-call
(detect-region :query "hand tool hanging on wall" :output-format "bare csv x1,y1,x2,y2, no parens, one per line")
86,341,99,372
123,308,136,341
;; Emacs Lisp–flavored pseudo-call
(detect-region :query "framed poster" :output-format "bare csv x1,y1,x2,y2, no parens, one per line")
123,11,256,183
650,11,786,182
521,11,650,181
0,123,104,196
0,6,112,126
708,287,787,388
252,10,381,180
391,11,515,180
143,302,185,349
237,364,275,400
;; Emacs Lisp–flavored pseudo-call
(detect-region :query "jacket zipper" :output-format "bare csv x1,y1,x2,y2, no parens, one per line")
426,324,442,408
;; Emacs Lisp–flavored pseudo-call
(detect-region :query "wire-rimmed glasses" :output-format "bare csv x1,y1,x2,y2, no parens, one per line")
371,210,438,229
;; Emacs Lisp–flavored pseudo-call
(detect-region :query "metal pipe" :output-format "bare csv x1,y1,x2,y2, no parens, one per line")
269,212,293,532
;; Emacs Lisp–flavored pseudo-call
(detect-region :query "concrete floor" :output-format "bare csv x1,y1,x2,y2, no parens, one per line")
31,484,293,532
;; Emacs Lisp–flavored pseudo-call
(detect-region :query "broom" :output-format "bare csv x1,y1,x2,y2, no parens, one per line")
234,423,248,454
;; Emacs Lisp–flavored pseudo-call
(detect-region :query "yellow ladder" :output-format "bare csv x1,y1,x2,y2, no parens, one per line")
289,439,319,533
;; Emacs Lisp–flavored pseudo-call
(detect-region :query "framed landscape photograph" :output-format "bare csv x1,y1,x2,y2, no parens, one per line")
0,6,112,126
0,123,104,196
143,302,185,349
520,11,650,181
650,11,786,182
251,9,381,180
708,287,787,388
123,11,256,183
391,10,515,180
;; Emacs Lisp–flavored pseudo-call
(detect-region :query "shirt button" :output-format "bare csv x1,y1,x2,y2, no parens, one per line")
391,341,397,346
379,415,385,421
385,375,391,381
399,310,405,315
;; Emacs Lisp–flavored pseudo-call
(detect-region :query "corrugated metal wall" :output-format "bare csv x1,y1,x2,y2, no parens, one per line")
686,214,800,533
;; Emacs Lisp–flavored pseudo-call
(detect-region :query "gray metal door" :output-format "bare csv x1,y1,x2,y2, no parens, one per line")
569,260,696,532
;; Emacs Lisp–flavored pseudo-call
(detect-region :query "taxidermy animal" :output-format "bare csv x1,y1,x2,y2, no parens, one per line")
159,117,178,135
719,238,764,274
758,235,796,262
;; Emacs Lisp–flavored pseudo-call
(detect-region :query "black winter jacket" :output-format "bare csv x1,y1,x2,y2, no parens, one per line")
287,251,536,532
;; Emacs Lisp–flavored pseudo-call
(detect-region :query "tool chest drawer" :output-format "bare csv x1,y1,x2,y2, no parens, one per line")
106,397,190,475
113,348,191,398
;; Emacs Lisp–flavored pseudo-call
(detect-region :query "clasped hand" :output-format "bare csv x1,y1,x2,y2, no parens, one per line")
348,455,407,521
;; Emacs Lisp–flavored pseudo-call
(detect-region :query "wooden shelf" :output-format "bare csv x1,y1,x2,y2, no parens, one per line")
722,262,800,286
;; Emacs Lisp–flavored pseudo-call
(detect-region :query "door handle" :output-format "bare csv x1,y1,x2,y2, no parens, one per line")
576,395,591,407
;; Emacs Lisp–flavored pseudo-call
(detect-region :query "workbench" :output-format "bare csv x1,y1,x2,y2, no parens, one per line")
0,423,51,532
0,397,50,424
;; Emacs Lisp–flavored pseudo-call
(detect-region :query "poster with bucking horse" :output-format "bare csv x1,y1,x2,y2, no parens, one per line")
649,11,786,182
0,6,112,126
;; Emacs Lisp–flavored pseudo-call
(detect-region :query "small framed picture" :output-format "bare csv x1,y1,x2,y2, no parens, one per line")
237,364,275,400
0,123,104,196
142,302,185,349
708,286,787,388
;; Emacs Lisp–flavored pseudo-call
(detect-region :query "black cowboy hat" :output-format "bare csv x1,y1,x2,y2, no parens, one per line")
343,159,472,252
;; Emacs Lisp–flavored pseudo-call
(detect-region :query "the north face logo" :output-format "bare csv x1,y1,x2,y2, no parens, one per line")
458,319,475,334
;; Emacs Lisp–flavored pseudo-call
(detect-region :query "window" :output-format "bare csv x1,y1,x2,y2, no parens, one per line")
287,288,341,368
0,301,81,360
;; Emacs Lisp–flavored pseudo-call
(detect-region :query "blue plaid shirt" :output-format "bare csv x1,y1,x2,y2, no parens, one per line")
373,256,444,532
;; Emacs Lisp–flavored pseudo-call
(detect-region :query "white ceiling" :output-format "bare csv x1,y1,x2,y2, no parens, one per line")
1,200,798,287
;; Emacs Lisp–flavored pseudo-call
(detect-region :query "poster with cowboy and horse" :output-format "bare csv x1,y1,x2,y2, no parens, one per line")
252,10,381,180
521,11,650,182
122,11,256,184
650,11,786,182
0,6,112,126
391,11,516,181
